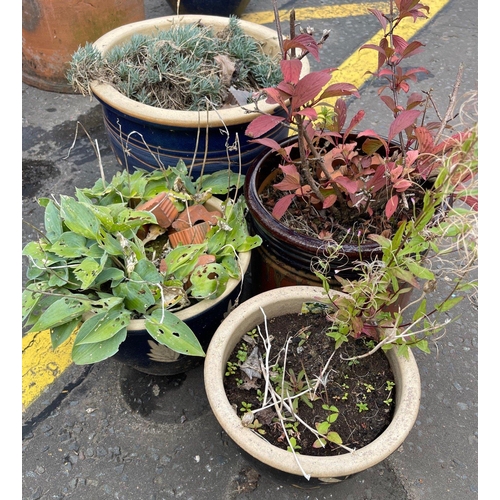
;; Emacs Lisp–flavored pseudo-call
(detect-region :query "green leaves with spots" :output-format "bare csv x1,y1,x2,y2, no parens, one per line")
189,263,230,299
145,309,205,357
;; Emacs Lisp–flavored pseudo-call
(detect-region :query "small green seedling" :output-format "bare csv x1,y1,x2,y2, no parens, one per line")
236,343,248,363
286,436,302,452
240,401,252,413
356,402,369,412
225,361,238,376
313,420,343,448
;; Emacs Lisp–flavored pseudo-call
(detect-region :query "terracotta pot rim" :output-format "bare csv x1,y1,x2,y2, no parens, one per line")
204,285,421,480
90,15,302,127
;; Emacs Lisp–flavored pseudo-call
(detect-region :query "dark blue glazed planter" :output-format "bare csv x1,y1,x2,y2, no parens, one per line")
90,15,302,177
112,249,251,376
95,92,289,176
166,0,250,17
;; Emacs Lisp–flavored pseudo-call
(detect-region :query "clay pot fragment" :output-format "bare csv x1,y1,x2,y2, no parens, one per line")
171,204,222,231
168,222,211,248
135,192,179,228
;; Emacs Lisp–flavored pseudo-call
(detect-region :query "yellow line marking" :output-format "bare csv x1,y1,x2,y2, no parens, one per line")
326,0,451,91
242,2,389,24
22,0,449,412
22,330,75,411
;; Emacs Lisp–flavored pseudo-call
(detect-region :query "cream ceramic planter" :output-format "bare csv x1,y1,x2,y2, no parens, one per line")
90,15,307,176
204,286,421,481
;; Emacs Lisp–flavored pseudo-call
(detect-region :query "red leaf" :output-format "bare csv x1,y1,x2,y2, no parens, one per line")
393,179,412,192
322,194,337,209
319,82,359,100
387,109,421,143
385,194,399,218
280,59,303,85
247,137,285,152
272,193,296,220
333,176,359,194
292,71,332,109
295,107,318,121
392,35,408,55
344,110,365,138
402,40,425,59
368,8,388,29
380,95,396,113
245,115,285,138
273,164,301,191
414,126,435,153
283,33,320,61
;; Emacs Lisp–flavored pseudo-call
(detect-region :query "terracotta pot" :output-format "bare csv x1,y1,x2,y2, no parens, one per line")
22,0,145,93
166,0,250,17
204,286,421,482
89,15,309,176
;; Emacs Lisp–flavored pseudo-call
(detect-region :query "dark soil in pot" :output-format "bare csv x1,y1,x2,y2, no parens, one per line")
223,311,395,457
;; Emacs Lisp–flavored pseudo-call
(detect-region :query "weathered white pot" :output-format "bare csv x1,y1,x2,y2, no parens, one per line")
204,286,421,482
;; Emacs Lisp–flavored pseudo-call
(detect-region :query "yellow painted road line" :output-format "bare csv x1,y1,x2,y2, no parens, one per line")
326,0,451,91
22,0,449,412
22,329,74,411
242,2,389,24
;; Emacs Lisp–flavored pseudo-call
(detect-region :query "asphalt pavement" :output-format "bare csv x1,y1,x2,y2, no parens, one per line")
21,1,479,499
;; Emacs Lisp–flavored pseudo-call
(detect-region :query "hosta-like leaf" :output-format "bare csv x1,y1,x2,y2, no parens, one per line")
50,319,80,349
72,326,128,365
134,259,163,283
145,309,205,357
44,199,63,243
60,195,101,239
28,297,91,333
114,273,156,314
49,232,88,258
74,309,131,345
162,244,206,280
189,263,229,299
74,257,104,289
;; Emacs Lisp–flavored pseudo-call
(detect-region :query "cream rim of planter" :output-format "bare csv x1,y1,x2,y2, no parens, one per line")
90,15,304,128
128,196,251,328
204,285,421,481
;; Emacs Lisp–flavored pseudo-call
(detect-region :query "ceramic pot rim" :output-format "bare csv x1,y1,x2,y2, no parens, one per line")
244,134,383,257
90,15,300,127
204,285,421,479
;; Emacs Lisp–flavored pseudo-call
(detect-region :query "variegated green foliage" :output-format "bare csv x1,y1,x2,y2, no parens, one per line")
22,162,261,364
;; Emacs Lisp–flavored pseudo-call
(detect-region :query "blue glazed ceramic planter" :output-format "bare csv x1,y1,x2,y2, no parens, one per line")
112,244,251,376
94,91,289,176
166,0,250,17
90,15,303,177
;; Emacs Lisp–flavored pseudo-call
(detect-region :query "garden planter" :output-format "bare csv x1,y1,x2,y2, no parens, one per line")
204,286,421,482
22,0,145,93
244,135,385,292
111,196,251,376
89,15,305,177
166,0,250,17
113,251,251,377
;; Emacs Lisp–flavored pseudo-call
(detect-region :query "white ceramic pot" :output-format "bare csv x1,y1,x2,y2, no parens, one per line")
204,286,421,482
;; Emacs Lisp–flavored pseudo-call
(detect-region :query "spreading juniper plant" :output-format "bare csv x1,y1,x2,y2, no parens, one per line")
67,16,282,111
